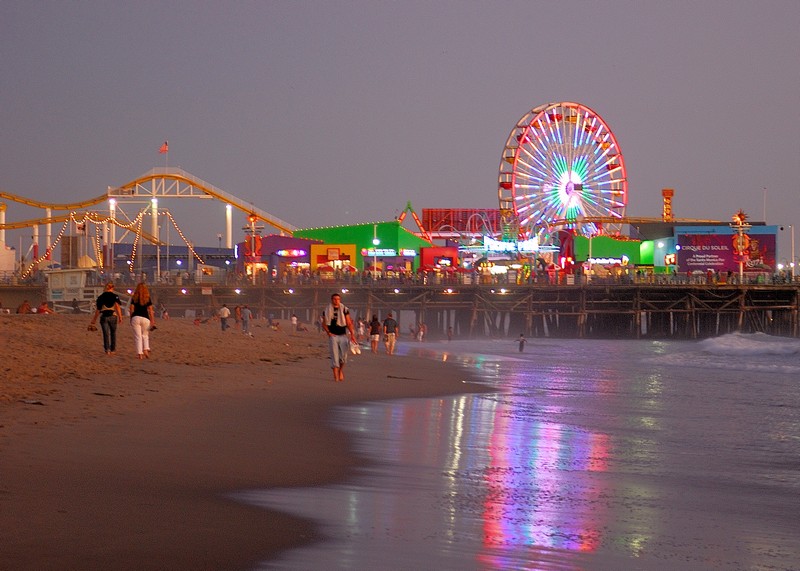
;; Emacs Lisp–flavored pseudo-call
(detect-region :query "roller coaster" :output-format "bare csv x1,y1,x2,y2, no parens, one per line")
0,167,297,275
0,167,295,235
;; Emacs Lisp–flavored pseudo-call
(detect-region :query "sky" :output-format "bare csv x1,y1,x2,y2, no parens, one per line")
1,1,799,258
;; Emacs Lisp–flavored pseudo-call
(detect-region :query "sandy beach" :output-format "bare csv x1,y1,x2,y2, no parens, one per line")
0,314,485,570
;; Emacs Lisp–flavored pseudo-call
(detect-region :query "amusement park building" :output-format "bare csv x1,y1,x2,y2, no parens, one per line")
234,234,321,278
568,222,780,277
293,221,433,272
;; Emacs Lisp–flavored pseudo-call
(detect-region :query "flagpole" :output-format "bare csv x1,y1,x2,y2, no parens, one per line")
159,141,169,170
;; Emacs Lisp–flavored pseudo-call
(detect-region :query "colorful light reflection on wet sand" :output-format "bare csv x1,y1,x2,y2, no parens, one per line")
239,336,800,570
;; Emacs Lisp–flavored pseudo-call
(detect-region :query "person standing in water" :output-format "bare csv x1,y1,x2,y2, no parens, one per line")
518,333,526,353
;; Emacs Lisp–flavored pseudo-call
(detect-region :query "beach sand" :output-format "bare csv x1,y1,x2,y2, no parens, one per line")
0,314,484,570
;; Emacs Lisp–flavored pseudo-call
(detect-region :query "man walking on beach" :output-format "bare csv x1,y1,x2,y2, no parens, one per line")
241,304,253,336
383,312,398,355
219,303,231,331
321,293,357,382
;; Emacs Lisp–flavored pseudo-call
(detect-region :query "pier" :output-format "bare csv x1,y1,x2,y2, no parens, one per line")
4,281,800,339
182,282,800,339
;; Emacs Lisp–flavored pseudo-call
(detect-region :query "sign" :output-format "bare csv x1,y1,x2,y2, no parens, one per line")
484,235,539,253
677,233,775,271
361,248,417,257
588,256,629,265
276,249,307,257
362,248,396,256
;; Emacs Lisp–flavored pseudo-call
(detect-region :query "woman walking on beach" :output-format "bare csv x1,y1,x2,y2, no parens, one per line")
368,315,382,354
89,282,124,355
129,282,156,360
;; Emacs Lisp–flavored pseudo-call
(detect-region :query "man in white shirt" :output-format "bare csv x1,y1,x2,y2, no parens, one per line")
219,303,231,331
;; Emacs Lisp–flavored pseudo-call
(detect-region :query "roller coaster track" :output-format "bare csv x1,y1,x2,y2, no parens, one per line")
109,167,297,234
1,166,296,235
0,190,108,210
0,212,160,244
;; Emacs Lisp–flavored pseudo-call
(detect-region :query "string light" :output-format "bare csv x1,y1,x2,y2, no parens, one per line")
20,215,72,278
92,219,104,269
129,214,143,273
19,207,204,278
165,211,205,265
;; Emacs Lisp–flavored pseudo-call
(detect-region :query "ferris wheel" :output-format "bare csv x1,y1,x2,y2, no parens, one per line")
497,102,627,239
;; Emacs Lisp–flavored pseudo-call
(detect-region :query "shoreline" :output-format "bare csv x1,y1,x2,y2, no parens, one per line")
0,315,488,570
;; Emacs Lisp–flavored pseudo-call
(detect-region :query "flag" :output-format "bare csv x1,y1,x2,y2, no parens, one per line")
159,141,169,154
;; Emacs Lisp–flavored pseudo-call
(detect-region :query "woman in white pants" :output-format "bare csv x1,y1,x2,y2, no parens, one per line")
129,282,156,359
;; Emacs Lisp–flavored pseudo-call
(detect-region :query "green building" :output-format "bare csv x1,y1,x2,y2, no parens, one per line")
293,221,432,271
573,235,642,265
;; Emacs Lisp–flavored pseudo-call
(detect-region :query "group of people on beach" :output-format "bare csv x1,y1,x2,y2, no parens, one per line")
8,299,54,314
88,282,156,359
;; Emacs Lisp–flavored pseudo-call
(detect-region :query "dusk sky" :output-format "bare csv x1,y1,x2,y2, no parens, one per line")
2,1,799,257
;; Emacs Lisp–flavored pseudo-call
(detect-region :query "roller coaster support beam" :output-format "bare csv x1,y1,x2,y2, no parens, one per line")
46,208,52,259
226,204,233,249
109,200,117,266
33,224,39,264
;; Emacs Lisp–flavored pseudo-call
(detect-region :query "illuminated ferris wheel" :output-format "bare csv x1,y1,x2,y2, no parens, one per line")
498,102,627,239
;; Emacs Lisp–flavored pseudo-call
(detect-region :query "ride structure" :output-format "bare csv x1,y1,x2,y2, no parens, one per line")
498,102,628,241
0,167,296,277
396,201,432,242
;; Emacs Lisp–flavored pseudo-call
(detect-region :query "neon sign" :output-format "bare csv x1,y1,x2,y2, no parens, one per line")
484,236,539,253
360,248,418,257
588,255,629,265
276,249,307,257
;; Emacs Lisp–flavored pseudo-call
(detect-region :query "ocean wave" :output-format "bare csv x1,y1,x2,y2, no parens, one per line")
699,332,800,356
644,333,800,375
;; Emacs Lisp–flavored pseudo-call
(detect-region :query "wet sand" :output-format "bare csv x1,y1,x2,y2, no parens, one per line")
0,314,485,570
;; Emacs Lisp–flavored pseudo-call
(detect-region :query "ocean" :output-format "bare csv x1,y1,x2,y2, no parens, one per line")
236,334,800,570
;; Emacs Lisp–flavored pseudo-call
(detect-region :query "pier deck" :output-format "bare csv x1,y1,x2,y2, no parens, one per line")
5,282,798,339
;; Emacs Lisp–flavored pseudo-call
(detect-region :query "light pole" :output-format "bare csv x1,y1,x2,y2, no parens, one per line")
165,221,170,277
372,224,380,280
156,224,161,282
791,224,796,282
151,198,159,284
